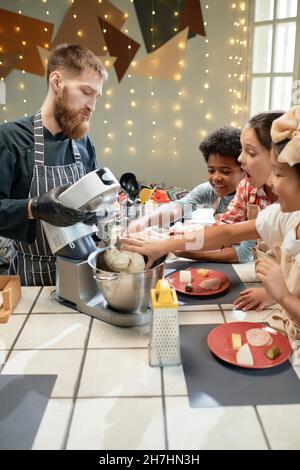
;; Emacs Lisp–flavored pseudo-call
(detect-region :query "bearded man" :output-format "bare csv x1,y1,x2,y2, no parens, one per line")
0,44,108,285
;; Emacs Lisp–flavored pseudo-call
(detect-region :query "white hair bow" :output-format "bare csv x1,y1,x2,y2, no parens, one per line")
271,106,300,166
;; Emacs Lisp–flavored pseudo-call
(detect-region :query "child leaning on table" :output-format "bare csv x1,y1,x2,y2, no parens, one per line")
254,106,300,339
126,126,255,264
121,107,300,338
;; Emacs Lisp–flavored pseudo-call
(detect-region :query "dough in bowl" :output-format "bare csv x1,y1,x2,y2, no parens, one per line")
104,248,146,273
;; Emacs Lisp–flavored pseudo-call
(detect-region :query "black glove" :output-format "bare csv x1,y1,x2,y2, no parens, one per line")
30,185,98,227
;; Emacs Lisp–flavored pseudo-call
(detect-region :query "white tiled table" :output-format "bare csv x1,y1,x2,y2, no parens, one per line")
1,261,300,450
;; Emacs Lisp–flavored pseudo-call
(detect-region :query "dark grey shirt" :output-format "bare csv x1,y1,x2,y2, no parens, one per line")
0,115,97,243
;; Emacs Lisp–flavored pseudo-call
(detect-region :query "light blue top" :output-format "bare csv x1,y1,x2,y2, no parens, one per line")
173,182,255,263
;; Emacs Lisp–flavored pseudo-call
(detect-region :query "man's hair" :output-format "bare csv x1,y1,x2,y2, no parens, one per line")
47,44,108,84
199,126,242,163
248,111,284,150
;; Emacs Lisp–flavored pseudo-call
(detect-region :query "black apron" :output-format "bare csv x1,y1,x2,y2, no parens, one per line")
9,111,86,286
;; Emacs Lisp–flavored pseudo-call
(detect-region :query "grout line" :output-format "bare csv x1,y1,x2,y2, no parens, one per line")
0,286,43,373
61,315,93,450
254,406,271,450
160,368,169,450
221,310,227,323
51,394,165,399
9,346,149,351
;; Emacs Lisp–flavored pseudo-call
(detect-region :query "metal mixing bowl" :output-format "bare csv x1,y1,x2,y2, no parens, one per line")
87,249,165,313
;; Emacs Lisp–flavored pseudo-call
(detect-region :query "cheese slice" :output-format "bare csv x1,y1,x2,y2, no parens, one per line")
236,343,254,366
179,270,191,283
197,268,209,277
231,333,242,351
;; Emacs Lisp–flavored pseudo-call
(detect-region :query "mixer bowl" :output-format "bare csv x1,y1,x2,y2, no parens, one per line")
87,249,165,313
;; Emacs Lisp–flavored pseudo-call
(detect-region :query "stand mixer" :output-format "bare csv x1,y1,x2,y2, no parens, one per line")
44,167,164,327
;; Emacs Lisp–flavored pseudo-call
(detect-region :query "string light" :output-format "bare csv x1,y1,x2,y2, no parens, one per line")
0,1,249,176
228,1,248,125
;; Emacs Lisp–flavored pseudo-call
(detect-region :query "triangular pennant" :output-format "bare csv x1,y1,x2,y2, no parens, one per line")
98,17,140,82
128,28,188,80
37,46,51,74
0,8,53,77
133,0,197,53
179,0,206,36
52,0,126,55
98,56,117,69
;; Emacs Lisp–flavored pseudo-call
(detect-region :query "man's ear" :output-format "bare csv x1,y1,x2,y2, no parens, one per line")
49,71,62,93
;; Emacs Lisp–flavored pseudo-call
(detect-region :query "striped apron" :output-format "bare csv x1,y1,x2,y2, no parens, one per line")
9,111,86,286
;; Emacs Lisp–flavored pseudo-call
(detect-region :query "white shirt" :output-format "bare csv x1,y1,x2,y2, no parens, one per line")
255,204,300,254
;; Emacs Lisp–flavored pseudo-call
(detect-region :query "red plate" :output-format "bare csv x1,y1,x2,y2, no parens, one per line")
167,268,229,296
207,322,292,369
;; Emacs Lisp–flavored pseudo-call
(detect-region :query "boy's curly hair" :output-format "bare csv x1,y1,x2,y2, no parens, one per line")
199,127,242,163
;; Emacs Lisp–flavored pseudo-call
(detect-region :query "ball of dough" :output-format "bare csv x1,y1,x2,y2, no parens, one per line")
126,251,146,273
104,248,145,273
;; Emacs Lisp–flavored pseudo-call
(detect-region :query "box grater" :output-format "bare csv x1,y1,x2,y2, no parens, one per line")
149,279,181,367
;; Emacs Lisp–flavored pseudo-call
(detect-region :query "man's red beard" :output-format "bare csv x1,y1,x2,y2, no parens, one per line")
54,87,90,140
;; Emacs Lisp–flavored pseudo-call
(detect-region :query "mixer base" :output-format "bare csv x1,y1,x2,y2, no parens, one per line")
55,256,151,327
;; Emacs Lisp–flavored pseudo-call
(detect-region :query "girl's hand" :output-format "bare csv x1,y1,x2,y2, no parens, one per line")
233,287,274,311
255,258,290,304
119,237,169,269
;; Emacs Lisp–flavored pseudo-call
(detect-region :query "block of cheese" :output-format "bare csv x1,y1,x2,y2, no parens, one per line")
231,333,242,351
197,268,209,277
179,270,192,283
236,343,254,366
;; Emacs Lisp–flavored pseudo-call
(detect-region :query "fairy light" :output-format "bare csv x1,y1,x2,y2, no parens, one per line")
227,1,248,125
174,119,183,129
149,0,158,158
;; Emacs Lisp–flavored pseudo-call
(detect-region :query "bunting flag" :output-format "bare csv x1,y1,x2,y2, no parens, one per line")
179,0,206,36
37,47,117,75
98,56,117,70
51,0,126,56
98,17,140,82
0,8,53,78
37,46,51,74
133,0,205,54
128,28,188,80
0,0,205,81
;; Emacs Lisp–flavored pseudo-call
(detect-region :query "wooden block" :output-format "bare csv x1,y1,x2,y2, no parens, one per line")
0,275,21,323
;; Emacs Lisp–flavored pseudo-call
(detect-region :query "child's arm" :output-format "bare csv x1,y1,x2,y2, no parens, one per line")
122,219,259,268
125,182,216,235
173,247,239,263
233,287,275,311
125,202,182,235
256,258,300,325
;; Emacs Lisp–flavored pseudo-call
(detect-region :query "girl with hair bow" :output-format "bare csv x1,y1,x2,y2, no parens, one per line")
122,107,300,339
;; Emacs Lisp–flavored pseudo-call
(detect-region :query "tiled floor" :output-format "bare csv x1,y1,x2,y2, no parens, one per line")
1,262,300,450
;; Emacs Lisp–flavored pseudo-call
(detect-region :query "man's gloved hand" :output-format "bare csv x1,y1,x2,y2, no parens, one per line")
30,184,98,227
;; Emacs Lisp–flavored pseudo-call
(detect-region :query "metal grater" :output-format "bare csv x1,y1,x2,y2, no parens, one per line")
149,279,181,367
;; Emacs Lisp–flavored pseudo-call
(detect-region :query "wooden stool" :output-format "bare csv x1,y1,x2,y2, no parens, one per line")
0,275,21,323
